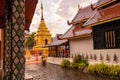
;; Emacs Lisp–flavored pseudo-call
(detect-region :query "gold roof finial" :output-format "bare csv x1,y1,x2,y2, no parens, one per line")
41,2,44,20
90,4,95,10
78,4,81,10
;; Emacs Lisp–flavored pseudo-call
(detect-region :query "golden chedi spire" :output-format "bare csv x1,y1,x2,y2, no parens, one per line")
34,2,52,54
41,2,44,20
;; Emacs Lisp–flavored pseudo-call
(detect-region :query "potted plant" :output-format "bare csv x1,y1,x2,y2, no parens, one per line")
41,55,47,66
42,58,46,66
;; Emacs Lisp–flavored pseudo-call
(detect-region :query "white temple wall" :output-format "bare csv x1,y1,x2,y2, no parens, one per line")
69,36,120,64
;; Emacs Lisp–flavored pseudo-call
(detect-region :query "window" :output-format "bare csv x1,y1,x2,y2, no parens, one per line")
45,39,48,45
105,31,116,48
93,20,120,49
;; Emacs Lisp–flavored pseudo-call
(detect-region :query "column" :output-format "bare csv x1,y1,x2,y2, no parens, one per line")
4,0,25,80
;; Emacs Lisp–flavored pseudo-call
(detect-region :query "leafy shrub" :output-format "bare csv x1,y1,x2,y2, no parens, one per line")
87,63,120,77
70,54,89,70
70,62,79,69
79,63,87,71
73,54,82,63
61,59,70,67
81,59,89,66
87,63,109,75
109,65,120,77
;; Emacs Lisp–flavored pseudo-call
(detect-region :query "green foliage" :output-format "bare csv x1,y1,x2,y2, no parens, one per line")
71,54,88,70
78,63,87,71
87,63,109,75
73,54,82,63
109,65,120,77
61,59,70,67
81,59,89,66
25,33,35,49
70,62,79,69
87,63,120,77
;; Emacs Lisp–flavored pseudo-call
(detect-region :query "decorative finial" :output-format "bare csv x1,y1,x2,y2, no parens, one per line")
90,4,95,10
41,2,44,20
67,20,71,25
78,4,81,10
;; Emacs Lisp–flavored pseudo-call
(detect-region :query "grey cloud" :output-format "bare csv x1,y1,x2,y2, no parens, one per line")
56,0,98,19
56,0,77,19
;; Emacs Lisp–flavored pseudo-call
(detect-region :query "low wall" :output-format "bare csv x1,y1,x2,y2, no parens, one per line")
47,57,73,65
70,37,120,65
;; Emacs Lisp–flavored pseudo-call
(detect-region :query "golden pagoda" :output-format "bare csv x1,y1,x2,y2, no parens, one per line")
33,3,52,55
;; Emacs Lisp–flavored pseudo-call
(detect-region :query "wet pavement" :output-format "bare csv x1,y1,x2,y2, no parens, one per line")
25,63,119,80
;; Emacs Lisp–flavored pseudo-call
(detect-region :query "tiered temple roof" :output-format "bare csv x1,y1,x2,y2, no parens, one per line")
62,0,120,39
71,6,96,24
84,0,120,27
62,5,94,39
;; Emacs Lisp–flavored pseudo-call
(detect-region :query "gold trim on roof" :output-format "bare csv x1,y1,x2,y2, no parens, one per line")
87,16,120,28
96,0,116,9
62,34,92,40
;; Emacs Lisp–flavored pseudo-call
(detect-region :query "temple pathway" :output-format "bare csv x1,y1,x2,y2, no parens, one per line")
25,63,119,80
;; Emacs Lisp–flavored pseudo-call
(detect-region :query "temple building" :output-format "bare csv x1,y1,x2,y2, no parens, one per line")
33,3,52,55
61,0,120,65
44,34,70,58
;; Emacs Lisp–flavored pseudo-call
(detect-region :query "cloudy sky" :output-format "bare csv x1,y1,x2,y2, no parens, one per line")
30,0,98,37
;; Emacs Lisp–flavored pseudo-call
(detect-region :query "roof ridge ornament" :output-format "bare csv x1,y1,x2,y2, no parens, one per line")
90,4,95,10
67,20,72,25
78,4,82,10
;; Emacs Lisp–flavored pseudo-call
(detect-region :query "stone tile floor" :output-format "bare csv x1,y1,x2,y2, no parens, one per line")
25,63,120,80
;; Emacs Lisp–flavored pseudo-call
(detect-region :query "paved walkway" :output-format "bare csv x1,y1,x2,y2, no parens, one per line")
26,60,41,64
25,63,119,80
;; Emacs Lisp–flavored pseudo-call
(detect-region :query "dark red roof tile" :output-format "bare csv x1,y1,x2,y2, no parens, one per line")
84,3,120,26
71,6,95,23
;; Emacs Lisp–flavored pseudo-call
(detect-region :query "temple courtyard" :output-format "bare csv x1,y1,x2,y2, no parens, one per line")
25,63,119,80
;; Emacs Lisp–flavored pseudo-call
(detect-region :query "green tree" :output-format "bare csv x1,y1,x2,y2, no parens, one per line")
25,32,35,49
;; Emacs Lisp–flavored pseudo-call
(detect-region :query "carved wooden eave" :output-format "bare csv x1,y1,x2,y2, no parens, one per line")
62,34,92,40
87,16,120,28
